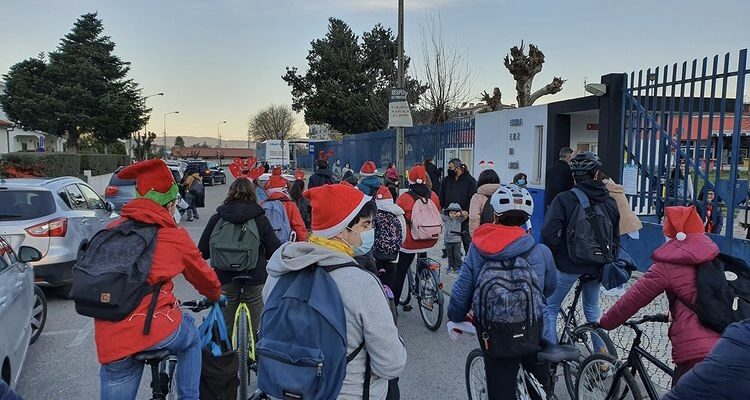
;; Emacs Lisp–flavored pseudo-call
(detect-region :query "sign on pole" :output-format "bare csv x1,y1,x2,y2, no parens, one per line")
308,143,315,155
388,88,413,128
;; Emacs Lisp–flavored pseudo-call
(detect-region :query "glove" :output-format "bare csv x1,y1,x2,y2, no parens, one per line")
447,321,475,341
218,294,228,305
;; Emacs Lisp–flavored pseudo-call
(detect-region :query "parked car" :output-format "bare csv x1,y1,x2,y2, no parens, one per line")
0,236,47,389
165,160,188,177
105,167,188,223
186,160,223,186
207,161,227,185
0,177,114,295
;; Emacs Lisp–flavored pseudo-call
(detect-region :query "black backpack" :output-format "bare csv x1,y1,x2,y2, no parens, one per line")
480,196,494,225
566,188,615,265
71,220,163,335
690,253,750,333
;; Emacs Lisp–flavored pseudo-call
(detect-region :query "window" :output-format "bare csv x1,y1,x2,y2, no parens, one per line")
0,190,56,221
533,125,544,183
79,184,105,210
64,185,88,209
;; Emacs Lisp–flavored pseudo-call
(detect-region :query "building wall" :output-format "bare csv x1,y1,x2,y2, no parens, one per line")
570,113,600,153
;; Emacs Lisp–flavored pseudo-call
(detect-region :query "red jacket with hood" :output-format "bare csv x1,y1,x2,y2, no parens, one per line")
264,192,308,242
94,199,222,364
396,187,442,253
599,234,721,364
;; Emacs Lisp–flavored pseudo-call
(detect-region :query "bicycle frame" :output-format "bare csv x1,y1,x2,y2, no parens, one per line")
606,325,674,400
559,279,584,343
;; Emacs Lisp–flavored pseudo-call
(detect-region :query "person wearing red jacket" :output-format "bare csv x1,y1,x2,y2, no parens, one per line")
96,159,222,400
392,165,441,309
599,205,721,386
264,170,308,242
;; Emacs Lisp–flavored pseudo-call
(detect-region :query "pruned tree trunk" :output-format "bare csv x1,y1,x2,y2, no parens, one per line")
66,127,79,153
503,42,565,107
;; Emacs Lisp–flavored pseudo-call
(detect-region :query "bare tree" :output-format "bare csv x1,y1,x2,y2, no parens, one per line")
480,87,504,111
133,131,157,161
418,15,475,123
248,104,301,142
504,41,565,107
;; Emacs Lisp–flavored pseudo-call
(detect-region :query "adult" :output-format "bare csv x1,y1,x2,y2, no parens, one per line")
512,172,528,188
439,158,477,252
263,161,270,174
262,184,406,399
263,170,308,242
342,162,355,177
96,160,221,399
308,159,336,188
468,169,500,234
332,159,343,182
392,166,442,309
668,161,694,203
198,178,281,333
289,172,311,231
424,157,442,195
545,147,575,208
341,170,359,186
598,171,643,239
357,160,382,196
182,167,204,221
541,152,620,345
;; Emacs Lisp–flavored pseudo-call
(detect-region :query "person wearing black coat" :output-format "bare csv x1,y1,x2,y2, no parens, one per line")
663,319,750,400
545,147,575,208
439,159,477,252
198,178,281,333
308,159,337,188
695,188,724,234
425,157,441,195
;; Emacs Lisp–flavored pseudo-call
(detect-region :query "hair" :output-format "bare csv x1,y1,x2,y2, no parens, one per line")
512,173,527,183
559,147,574,159
448,158,463,169
595,170,610,182
316,159,328,169
346,200,377,228
289,179,305,201
224,178,257,204
495,212,529,227
424,157,433,165
574,172,596,184
388,162,394,168
477,169,500,187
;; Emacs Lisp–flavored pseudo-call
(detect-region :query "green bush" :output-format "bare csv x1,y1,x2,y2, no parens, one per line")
1,153,81,178
80,154,129,175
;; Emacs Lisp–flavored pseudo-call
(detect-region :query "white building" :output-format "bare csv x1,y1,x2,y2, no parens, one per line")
0,82,67,153
308,124,337,140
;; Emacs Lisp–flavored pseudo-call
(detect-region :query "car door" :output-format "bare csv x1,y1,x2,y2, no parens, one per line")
62,184,96,241
0,237,32,388
78,183,111,235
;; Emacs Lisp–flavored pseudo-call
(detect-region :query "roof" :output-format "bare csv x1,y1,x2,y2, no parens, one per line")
0,176,83,189
171,147,256,159
0,119,12,128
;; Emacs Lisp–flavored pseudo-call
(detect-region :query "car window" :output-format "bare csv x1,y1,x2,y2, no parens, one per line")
0,190,56,221
0,237,14,273
65,184,88,209
79,184,105,210
58,189,72,208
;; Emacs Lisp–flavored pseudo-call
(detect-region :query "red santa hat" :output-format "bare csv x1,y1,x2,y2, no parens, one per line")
265,168,288,193
117,159,178,206
375,185,393,207
303,184,371,238
360,160,377,176
408,165,428,185
663,205,704,241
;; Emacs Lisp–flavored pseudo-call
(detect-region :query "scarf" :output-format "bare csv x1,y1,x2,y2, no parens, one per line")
308,235,354,257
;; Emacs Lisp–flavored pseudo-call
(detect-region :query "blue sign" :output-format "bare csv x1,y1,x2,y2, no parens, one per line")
308,143,315,155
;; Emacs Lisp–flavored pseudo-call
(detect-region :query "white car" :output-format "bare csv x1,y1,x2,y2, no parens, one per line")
257,173,296,188
0,237,46,389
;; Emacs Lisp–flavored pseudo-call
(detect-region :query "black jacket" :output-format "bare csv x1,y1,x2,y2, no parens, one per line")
308,168,336,189
541,180,620,275
198,201,281,285
425,162,441,194
439,172,477,212
545,160,575,207
695,201,724,234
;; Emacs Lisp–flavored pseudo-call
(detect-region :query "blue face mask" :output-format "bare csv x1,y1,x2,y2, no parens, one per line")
351,227,375,256
516,179,527,187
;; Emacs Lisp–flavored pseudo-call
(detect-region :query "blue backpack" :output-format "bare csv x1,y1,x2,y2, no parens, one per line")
257,264,369,400
263,200,293,243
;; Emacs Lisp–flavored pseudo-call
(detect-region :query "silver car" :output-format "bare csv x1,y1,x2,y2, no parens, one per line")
0,177,114,295
0,237,45,389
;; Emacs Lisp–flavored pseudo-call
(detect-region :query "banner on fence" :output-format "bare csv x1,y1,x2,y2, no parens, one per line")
389,88,413,128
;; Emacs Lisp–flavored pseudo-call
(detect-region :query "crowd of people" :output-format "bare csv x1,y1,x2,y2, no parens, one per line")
13,150,740,400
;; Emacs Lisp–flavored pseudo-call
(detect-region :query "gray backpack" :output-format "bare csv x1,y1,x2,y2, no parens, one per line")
209,218,260,271
566,187,614,265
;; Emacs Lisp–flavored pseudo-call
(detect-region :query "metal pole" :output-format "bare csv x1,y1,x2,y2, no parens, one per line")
163,113,167,150
396,0,405,187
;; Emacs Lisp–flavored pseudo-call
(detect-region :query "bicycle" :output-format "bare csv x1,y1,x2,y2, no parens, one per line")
397,257,444,331
450,321,581,400
133,299,212,400
229,275,260,400
554,274,619,399
576,314,673,400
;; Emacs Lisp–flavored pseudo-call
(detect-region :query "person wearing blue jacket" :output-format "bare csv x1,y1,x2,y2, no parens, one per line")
448,184,557,400
663,318,750,400
357,160,382,196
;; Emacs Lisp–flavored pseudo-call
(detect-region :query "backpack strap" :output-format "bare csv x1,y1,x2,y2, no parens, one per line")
142,282,164,335
346,341,371,399
571,187,613,262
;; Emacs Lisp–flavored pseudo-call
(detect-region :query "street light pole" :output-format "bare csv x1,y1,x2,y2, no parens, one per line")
217,120,227,149
163,111,179,158
133,92,164,159
396,0,405,187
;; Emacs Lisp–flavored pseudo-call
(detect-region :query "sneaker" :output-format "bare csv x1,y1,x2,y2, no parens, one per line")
186,218,193,222
441,248,447,258
194,215,200,220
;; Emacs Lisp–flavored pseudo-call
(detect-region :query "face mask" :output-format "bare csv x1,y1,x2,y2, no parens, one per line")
350,227,375,256
447,169,456,178
516,179,527,186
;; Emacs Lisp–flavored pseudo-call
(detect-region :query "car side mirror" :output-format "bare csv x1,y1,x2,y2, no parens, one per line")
218,167,224,171
105,202,115,213
18,246,43,263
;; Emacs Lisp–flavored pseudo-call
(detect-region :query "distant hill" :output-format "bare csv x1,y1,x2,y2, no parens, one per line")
165,136,253,149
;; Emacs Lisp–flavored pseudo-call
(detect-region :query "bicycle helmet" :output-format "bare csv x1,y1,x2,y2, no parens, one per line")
569,151,602,176
489,184,534,217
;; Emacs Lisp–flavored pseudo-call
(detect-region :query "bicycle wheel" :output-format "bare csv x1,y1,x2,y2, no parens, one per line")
576,354,641,400
465,348,487,400
398,268,413,306
416,267,443,331
237,310,250,400
562,325,618,399
166,358,178,400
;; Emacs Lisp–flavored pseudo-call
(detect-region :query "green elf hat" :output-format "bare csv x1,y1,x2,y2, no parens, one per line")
117,159,178,206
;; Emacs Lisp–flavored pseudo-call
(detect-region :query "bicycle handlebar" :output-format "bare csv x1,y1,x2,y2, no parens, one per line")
627,314,669,326
180,298,223,312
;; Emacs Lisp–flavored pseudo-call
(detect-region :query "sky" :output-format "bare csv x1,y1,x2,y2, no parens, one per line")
2,0,749,142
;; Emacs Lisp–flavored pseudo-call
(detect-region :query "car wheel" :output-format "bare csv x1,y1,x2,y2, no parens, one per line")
30,286,48,344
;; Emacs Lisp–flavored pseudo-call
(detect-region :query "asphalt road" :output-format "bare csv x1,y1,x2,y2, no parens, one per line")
17,176,571,399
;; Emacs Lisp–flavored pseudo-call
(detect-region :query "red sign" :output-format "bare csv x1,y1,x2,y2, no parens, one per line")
586,123,599,131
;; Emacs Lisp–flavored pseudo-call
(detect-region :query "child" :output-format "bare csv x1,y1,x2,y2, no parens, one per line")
599,205,721,386
447,184,557,400
442,203,467,274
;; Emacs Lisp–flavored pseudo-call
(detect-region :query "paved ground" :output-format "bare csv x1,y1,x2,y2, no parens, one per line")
16,175,673,399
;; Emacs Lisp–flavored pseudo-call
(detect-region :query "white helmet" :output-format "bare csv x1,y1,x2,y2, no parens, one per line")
489,184,534,217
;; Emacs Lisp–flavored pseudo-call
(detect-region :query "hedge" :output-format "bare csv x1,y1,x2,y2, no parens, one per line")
80,154,129,176
0,153,127,178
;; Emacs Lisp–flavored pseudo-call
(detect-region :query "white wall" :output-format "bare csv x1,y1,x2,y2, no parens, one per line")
473,105,548,189
84,171,113,197
570,113,599,153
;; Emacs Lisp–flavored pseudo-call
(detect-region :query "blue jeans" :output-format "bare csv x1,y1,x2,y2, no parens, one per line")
544,272,603,350
100,314,202,400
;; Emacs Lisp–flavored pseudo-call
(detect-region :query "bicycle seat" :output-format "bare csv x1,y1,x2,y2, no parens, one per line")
536,344,580,363
232,275,253,285
133,349,171,365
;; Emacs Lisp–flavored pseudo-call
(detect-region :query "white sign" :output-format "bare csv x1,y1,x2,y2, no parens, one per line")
388,89,413,128
622,164,638,195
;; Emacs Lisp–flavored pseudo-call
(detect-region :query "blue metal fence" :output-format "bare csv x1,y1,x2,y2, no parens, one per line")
297,118,475,173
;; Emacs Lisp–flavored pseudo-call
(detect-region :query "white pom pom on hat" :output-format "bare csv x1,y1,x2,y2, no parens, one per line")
676,232,687,241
